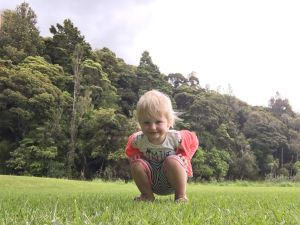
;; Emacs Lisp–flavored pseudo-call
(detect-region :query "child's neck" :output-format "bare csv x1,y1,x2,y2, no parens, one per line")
147,134,167,145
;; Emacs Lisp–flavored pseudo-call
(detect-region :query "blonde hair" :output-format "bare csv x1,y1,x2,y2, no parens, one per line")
136,90,175,127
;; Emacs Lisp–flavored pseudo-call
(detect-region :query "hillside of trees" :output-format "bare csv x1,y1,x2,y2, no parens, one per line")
1,3,300,181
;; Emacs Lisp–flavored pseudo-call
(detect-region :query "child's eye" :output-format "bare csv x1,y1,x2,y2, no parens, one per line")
155,120,163,124
143,121,151,125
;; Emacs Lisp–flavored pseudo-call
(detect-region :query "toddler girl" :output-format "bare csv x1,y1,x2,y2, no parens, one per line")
125,90,199,202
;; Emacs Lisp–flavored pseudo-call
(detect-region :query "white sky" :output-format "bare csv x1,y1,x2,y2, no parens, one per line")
1,0,300,113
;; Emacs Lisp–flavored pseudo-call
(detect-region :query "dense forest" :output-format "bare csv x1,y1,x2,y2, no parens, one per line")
0,3,300,181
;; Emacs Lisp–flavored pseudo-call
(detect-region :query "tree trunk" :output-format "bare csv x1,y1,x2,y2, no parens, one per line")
281,147,283,168
68,45,83,178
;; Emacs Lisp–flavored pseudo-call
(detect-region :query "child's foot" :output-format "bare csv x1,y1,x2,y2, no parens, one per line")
134,195,155,202
175,196,188,203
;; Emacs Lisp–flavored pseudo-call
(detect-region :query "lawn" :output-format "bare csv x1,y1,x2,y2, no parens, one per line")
0,175,299,224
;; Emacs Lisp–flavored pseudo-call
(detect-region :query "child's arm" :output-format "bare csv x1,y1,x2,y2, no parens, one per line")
176,130,199,177
125,133,143,161
177,130,199,160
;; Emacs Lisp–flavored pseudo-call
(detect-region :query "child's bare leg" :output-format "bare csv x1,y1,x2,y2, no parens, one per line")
130,160,154,201
163,156,187,201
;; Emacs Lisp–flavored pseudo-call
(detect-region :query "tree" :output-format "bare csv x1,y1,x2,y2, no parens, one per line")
138,51,160,76
0,3,43,63
136,51,172,96
192,149,213,181
76,108,135,178
229,150,259,180
44,19,93,73
215,123,234,150
192,147,230,181
289,130,300,161
189,92,234,134
174,92,195,110
20,56,71,91
67,45,120,178
68,44,84,178
187,71,200,89
269,92,295,118
7,131,58,176
243,110,288,175
0,57,71,176
94,48,138,116
166,73,188,89
294,161,300,175
265,154,279,177
81,59,119,109
0,60,68,141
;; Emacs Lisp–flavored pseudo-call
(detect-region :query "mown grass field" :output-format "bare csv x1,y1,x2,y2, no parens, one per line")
0,175,299,224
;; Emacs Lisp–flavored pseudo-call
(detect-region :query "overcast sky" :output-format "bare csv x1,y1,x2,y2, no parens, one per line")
1,0,300,113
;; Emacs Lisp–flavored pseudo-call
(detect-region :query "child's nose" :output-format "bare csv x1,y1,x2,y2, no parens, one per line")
149,123,156,129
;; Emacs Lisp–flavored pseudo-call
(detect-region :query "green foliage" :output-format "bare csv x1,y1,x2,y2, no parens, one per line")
0,65,68,130
0,57,72,176
0,139,13,173
81,59,119,108
166,73,188,89
192,147,230,181
269,92,295,118
278,167,289,177
20,56,71,91
7,136,58,176
75,108,135,178
0,3,43,63
243,110,289,174
189,92,232,132
192,149,214,180
79,108,133,159
94,48,138,116
229,150,259,180
174,91,195,110
1,45,27,63
294,161,300,175
289,130,300,160
136,51,172,96
44,19,92,73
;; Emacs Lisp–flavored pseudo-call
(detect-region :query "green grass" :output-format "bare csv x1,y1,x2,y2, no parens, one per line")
0,175,299,224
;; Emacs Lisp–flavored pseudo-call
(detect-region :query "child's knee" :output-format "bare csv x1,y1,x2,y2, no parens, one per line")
163,155,186,175
130,159,149,173
130,160,143,170
164,155,182,168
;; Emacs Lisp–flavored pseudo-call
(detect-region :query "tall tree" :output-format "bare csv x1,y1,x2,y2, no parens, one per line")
243,110,288,175
81,59,119,109
269,92,295,118
136,51,172,96
68,44,84,178
166,73,188,89
44,19,92,73
289,130,300,161
0,57,71,176
0,3,43,63
94,48,138,116
187,71,200,89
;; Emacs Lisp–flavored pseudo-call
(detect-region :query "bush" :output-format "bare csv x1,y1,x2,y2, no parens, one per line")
278,167,289,177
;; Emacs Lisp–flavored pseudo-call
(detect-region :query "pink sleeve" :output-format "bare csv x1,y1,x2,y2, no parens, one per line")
125,133,143,159
177,130,199,159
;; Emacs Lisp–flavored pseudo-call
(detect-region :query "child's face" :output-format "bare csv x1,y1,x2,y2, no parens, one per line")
139,114,170,145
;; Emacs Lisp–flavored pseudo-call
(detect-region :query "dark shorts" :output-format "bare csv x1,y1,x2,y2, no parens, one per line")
131,155,187,195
